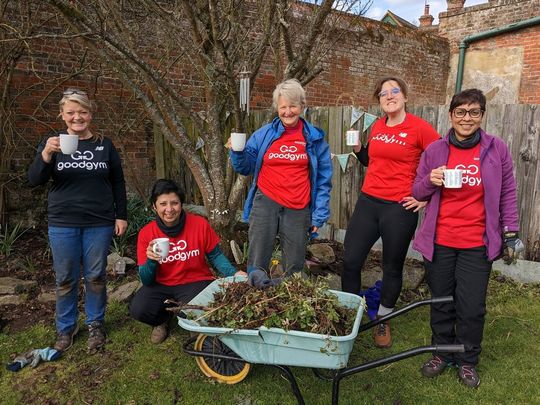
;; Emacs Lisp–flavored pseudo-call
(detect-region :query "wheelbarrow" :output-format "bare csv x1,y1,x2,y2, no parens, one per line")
178,276,464,404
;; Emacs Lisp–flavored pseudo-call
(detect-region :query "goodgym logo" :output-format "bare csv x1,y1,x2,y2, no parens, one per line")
268,144,307,161
161,240,201,263
57,150,109,171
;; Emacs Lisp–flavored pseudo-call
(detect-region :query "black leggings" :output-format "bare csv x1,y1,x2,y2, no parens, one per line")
342,194,418,308
129,279,212,326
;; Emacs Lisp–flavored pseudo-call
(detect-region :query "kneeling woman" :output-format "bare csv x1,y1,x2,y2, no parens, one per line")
130,179,246,344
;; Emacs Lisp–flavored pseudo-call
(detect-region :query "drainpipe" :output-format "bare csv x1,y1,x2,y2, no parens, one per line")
455,15,540,93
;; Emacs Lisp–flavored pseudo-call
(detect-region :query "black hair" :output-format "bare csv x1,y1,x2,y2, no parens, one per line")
150,179,185,205
449,88,486,112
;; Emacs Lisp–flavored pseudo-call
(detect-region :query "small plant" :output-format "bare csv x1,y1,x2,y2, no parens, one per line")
18,256,38,273
0,222,28,257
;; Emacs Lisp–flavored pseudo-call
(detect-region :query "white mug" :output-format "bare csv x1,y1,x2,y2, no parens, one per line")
230,132,247,151
443,169,463,189
346,130,360,146
152,237,170,260
59,134,79,155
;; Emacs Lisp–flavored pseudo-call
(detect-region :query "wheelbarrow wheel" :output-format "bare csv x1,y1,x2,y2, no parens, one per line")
194,334,251,384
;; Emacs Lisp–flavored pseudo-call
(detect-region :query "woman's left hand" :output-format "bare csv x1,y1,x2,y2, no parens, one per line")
115,219,128,236
234,270,248,277
401,196,427,212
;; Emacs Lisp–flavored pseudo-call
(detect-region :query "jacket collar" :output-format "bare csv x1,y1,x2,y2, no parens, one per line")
271,116,324,142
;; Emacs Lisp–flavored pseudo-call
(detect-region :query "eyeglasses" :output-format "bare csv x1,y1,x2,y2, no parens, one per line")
63,89,87,96
453,108,483,118
378,87,401,98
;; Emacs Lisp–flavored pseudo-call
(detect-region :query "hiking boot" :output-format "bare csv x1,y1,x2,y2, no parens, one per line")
87,321,107,352
151,321,169,344
421,355,449,378
373,319,392,348
54,324,79,352
458,364,481,388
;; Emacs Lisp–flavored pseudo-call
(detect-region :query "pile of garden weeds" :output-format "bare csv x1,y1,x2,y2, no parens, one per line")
195,276,359,336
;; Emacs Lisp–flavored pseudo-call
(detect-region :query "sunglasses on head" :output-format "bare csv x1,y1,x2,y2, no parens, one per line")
63,89,87,96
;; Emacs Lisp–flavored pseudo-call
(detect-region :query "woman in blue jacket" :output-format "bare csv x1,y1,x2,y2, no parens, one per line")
229,79,332,281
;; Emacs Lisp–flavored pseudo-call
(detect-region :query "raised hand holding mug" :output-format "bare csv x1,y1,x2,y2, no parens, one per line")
443,169,463,189
151,238,170,260
59,134,79,155
230,132,246,151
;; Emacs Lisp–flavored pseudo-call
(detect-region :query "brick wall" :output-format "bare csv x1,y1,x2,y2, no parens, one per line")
438,0,540,104
5,3,449,222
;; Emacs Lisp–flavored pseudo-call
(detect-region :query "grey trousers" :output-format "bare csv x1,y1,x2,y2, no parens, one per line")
248,189,310,275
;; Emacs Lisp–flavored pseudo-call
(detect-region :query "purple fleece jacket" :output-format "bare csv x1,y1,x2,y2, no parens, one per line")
412,129,519,262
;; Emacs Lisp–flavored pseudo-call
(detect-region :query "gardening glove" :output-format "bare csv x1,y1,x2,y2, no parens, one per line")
247,267,282,289
6,350,33,372
29,347,61,368
502,232,525,265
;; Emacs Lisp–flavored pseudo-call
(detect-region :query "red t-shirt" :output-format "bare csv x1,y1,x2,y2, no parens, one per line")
362,113,440,202
436,143,485,248
137,212,220,286
257,121,310,209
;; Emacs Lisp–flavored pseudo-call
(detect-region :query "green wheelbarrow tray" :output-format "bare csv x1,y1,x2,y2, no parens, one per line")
178,276,366,370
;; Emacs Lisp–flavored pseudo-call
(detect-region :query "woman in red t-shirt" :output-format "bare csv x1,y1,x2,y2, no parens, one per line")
341,76,440,349
129,179,246,344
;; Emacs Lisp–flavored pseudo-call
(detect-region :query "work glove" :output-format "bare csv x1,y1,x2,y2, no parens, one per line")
6,347,61,372
247,267,282,289
30,347,61,368
502,231,525,265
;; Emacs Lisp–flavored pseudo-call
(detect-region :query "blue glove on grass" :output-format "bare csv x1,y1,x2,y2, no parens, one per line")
6,347,61,372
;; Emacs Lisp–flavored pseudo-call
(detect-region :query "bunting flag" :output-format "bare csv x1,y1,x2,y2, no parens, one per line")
363,112,378,132
332,153,353,173
350,108,364,127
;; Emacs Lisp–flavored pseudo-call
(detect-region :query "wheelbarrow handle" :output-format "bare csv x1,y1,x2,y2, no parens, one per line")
434,344,465,353
358,296,454,332
429,296,454,304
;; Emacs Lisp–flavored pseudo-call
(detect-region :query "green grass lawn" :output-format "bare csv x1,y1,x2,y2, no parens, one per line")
1,275,539,405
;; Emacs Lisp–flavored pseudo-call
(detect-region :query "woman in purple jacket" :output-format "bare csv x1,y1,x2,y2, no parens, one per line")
412,89,523,388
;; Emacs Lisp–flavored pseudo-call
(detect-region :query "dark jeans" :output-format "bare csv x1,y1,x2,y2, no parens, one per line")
341,194,418,308
425,244,492,366
248,189,311,275
129,280,212,326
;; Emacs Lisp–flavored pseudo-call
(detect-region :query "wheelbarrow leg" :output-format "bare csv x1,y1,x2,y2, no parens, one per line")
331,370,344,405
272,365,305,405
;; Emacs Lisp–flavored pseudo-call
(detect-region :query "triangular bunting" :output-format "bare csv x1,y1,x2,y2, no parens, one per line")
350,108,364,127
363,113,378,132
336,153,350,173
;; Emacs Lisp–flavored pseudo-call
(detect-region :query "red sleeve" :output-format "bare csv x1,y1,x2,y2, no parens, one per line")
417,119,440,150
137,224,152,266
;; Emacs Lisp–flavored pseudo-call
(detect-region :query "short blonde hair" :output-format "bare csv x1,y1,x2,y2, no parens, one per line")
58,88,101,141
272,79,306,111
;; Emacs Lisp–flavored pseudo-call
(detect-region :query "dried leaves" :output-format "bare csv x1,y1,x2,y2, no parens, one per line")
200,276,357,336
